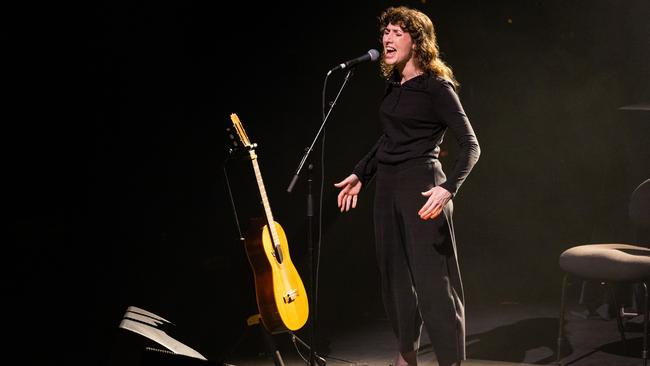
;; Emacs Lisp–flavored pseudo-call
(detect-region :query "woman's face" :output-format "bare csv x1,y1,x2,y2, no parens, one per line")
382,23,415,67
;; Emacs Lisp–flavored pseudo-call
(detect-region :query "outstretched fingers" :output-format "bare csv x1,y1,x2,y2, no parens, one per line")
423,205,443,220
419,200,441,220
335,174,361,213
337,187,348,208
418,186,451,220
341,190,357,212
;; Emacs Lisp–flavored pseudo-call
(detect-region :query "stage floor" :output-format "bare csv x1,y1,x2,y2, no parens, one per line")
222,301,645,366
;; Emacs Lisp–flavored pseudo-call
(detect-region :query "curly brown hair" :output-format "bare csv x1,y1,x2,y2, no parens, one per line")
379,6,459,87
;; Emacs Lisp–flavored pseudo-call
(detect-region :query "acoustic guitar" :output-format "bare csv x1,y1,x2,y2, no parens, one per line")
229,113,309,334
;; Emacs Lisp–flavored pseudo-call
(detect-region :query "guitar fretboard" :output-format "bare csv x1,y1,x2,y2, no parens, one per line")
249,151,282,250
230,113,283,259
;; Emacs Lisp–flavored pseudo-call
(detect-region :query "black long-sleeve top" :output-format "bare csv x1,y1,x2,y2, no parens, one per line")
352,72,480,196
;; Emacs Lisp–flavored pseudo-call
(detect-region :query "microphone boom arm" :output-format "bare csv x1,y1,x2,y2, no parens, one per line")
287,69,355,193
326,49,379,76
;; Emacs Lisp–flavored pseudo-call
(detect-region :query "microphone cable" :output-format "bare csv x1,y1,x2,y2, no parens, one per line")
305,69,333,366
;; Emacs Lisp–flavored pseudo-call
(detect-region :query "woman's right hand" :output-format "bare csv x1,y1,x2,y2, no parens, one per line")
334,174,362,212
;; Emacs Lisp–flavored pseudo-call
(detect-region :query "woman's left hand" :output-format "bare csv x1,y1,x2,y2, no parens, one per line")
418,186,452,220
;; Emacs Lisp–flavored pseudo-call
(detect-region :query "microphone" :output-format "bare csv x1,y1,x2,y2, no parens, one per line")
327,49,380,75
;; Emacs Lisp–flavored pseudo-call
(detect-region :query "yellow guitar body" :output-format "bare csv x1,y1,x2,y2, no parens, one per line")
245,220,309,334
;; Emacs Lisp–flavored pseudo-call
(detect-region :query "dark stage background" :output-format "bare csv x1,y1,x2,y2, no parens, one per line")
8,0,649,364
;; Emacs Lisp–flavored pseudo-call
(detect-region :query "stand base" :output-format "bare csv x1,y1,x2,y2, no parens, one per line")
247,314,286,366
290,332,327,366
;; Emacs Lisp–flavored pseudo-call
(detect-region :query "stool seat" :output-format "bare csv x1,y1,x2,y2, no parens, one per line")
559,243,650,282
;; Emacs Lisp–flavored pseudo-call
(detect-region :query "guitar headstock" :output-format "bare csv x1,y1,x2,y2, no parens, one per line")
229,113,254,149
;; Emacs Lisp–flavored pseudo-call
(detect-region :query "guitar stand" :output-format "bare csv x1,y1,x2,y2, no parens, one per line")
246,314,286,366
242,315,327,366
290,332,327,366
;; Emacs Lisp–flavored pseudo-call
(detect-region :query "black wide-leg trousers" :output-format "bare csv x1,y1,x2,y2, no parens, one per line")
374,159,465,365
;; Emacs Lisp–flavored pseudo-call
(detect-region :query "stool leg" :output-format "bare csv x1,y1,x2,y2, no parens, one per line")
608,283,628,355
557,274,569,365
642,281,648,366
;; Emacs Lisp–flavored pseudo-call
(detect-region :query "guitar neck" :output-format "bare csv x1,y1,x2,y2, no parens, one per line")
229,113,283,251
249,151,281,247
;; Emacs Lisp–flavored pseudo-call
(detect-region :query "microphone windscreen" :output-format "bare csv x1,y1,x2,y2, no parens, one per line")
368,49,380,61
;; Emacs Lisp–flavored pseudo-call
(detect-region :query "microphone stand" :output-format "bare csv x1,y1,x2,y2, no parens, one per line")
286,68,356,366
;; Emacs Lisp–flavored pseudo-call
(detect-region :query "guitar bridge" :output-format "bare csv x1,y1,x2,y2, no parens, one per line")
283,289,298,304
